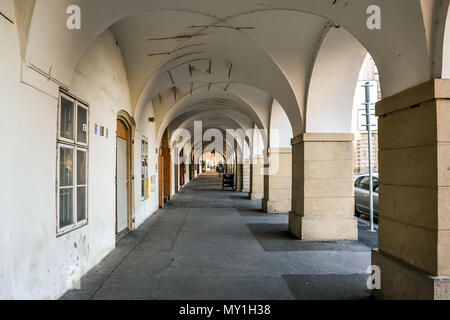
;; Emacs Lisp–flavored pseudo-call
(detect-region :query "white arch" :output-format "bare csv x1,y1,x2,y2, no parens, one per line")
442,4,450,78
155,86,268,145
305,27,368,133
20,1,438,136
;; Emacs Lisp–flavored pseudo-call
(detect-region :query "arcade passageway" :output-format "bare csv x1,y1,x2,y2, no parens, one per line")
2,0,450,300
62,173,376,300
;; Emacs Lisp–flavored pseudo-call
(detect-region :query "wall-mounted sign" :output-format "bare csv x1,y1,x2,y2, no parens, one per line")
150,175,156,192
94,123,109,138
355,80,379,132
145,178,149,198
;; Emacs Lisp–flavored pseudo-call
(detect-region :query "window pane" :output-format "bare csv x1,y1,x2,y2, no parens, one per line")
373,177,379,190
59,188,73,228
77,105,88,144
60,147,73,187
360,177,370,190
77,186,86,222
77,150,87,185
60,97,74,140
142,140,148,157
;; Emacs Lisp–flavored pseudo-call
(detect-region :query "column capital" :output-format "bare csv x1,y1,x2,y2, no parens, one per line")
376,79,450,117
291,133,354,146
267,147,292,154
250,154,264,160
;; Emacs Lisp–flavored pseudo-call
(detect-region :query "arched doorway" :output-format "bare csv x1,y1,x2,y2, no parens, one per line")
179,149,185,187
158,149,164,208
116,111,135,239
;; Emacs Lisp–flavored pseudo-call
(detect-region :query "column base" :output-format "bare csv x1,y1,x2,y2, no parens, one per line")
250,193,264,200
372,249,450,300
289,212,358,241
262,199,290,213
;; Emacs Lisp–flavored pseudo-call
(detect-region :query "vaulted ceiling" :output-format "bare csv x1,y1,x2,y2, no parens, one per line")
17,0,449,142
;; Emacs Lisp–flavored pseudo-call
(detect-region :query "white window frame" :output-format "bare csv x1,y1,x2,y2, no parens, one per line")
56,91,89,236
141,138,149,201
58,94,76,144
75,147,88,224
76,102,89,147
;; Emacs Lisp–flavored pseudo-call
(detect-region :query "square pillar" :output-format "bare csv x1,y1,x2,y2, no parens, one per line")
263,148,292,213
372,79,450,300
243,158,250,192
250,154,264,200
236,163,244,191
289,133,357,241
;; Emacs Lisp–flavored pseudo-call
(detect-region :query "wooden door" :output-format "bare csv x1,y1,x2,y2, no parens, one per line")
158,154,164,208
180,163,185,186
161,147,172,200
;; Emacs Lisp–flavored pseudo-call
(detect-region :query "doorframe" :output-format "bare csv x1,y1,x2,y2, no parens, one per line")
158,151,164,208
174,147,179,193
116,110,136,239
161,147,172,201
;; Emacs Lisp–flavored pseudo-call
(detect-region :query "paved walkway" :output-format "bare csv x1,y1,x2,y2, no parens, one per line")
62,173,377,300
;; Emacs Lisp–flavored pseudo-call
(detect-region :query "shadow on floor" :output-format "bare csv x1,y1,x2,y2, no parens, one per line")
229,194,250,200
61,174,376,300
247,223,376,252
357,221,378,249
283,274,371,300
236,208,280,216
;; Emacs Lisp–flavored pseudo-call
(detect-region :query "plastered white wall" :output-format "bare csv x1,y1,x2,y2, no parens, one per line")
306,27,367,133
0,5,159,298
0,1,66,298
442,6,450,79
269,99,293,148
134,103,159,227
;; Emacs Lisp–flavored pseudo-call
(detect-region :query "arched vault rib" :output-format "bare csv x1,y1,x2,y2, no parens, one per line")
169,110,254,135
155,86,268,145
24,1,434,113
167,109,252,162
172,127,246,164
128,22,301,134
169,112,249,146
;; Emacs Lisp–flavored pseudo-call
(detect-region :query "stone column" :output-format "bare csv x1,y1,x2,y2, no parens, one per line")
263,148,292,213
249,154,264,200
236,163,244,191
174,163,179,193
372,79,450,300
243,158,251,192
289,133,357,241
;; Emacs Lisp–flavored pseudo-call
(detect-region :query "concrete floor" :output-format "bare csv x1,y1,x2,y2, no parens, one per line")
62,173,377,300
